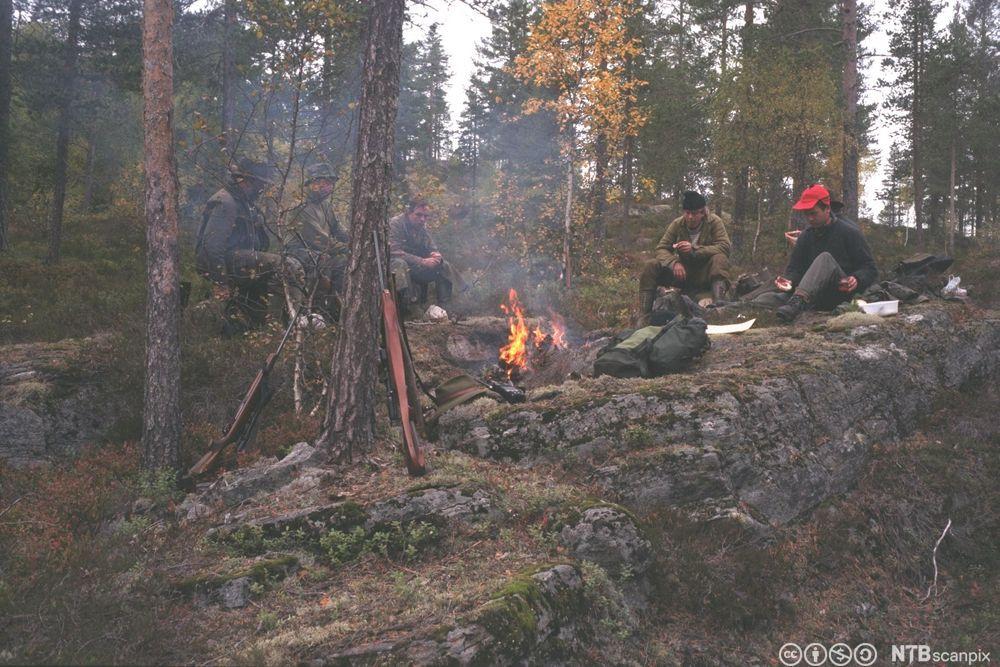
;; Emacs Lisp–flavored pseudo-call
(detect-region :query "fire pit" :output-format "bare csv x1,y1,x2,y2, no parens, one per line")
492,289,567,382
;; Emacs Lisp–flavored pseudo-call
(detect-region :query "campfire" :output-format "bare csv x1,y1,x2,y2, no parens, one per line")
496,289,567,382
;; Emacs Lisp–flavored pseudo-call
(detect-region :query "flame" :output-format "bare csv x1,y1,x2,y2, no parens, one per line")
499,290,568,379
499,289,531,377
548,311,567,349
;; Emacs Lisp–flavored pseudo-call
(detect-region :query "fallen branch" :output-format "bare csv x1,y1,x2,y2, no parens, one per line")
921,518,952,602
0,496,25,519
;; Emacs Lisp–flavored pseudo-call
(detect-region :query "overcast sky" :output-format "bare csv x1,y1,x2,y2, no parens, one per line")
406,0,963,222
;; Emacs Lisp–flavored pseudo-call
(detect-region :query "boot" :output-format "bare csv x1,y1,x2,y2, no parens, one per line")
711,280,728,305
636,289,656,327
776,294,808,323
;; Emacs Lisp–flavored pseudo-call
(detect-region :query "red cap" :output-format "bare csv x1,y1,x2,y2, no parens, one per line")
792,184,831,210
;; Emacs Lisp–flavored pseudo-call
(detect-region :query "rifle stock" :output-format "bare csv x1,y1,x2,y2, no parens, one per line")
185,314,298,482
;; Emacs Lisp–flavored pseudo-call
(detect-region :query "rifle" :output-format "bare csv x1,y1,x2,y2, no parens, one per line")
184,311,300,483
374,228,427,476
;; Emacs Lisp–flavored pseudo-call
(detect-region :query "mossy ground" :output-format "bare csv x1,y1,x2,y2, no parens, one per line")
1,208,998,664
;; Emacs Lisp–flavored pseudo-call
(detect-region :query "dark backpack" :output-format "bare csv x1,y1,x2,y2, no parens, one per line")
594,317,710,379
648,316,710,375
593,325,662,378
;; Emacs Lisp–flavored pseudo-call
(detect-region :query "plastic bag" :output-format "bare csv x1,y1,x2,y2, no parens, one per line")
426,305,449,321
941,275,968,298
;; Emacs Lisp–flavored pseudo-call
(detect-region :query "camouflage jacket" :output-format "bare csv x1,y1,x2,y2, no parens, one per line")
286,197,349,258
654,213,731,268
388,213,439,267
196,186,268,277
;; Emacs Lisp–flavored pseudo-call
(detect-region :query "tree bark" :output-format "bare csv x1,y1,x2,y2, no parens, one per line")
141,0,182,471
911,12,924,248
840,0,859,221
563,143,574,289
46,0,83,264
0,0,12,251
82,134,97,212
712,10,728,216
622,132,634,215
220,0,236,150
732,0,754,228
947,138,956,254
316,0,405,462
592,129,607,239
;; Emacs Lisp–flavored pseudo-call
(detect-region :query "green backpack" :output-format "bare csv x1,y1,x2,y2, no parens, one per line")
594,317,710,379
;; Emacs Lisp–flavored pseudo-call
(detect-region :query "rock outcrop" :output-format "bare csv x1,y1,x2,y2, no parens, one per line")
0,337,119,467
438,307,1000,528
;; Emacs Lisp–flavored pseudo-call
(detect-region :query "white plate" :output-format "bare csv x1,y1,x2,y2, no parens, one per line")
706,319,756,335
858,300,898,316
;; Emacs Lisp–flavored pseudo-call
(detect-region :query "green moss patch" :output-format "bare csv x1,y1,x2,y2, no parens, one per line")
173,554,300,596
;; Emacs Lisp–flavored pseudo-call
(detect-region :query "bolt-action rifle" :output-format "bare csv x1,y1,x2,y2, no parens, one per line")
374,228,427,476
184,311,300,484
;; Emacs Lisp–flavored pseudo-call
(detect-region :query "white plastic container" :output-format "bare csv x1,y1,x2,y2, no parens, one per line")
858,300,899,316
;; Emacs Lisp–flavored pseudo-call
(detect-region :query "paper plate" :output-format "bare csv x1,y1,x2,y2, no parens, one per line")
706,318,756,335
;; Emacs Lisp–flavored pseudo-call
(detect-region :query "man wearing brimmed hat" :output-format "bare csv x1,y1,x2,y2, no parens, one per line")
388,196,465,310
286,163,349,320
774,183,878,323
196,158,305,335
637,190,732,325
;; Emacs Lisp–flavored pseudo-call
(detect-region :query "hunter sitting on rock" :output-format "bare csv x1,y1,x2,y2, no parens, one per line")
285,163,349,325
638,190,732,325
774,184,878,323
196,159,305,336
388,197,464,309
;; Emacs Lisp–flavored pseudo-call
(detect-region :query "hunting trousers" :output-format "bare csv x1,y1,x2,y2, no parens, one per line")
794,251,853,310
639,253,731,294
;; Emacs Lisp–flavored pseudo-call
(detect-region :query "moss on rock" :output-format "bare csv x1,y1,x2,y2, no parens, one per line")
173,554,299,596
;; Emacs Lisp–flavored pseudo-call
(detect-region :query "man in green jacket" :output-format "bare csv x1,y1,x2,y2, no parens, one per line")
637,191,732,324
285,163,349,321
196,159,304,336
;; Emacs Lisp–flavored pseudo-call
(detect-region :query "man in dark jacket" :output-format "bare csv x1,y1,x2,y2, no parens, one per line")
285,163,349,321
775,184,878,322
637,190,732,325
196,159,304,335
388,197,463,307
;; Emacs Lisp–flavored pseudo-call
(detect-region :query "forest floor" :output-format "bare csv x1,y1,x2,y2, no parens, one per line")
0,208,998,664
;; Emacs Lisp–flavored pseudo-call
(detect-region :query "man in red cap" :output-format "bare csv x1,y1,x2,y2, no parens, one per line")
774,184,878,322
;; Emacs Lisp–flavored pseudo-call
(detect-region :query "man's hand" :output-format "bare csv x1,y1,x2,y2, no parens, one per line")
418,257,439,270
838,275,858,293
428,251,443,267
784,230,801,247
673,241,694,255
774,276,793,292
672,262,687,283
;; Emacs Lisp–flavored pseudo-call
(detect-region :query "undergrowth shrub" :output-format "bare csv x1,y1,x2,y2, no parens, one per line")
0,443,180,663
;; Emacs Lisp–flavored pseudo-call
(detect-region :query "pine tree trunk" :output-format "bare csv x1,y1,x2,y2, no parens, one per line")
221,0,236,150
911,16,924,249
732,0,754,228
712,12,727,216
322,29,334,104
46,0,83,265
563,145,574,290
840,0,859,221
0,0,12,251
316,0,405,462
141,0,181,471
733,167,749,225
622,133,634,216
592,130,607,239
947,138,957,254
82,134,97,212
